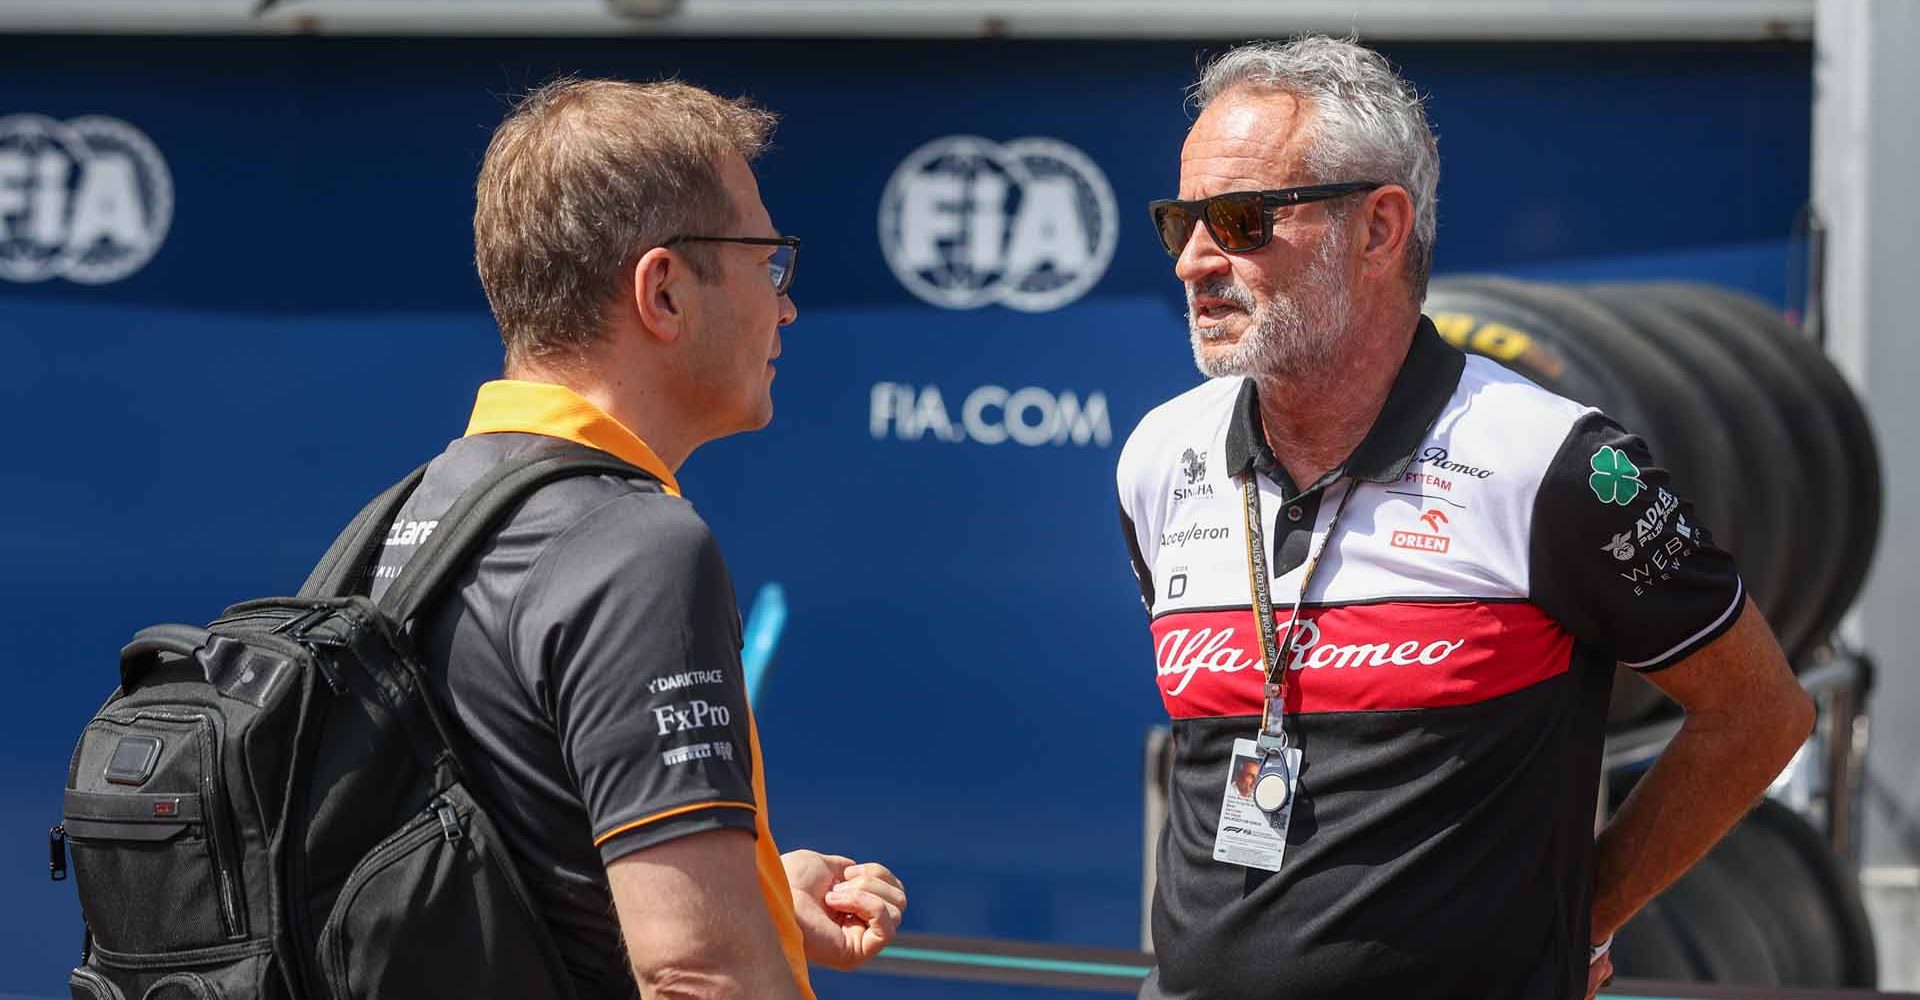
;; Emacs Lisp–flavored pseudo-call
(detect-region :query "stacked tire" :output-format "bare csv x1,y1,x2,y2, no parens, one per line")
1425,278,1882,727
1608,797,1878,987
1423,278,1882,989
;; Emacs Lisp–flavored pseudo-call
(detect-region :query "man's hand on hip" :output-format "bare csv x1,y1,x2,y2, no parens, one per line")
1585,940,1613,1000
781,849,906,971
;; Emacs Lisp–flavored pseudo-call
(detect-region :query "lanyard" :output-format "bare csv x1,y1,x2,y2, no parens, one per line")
1240,471,1359,752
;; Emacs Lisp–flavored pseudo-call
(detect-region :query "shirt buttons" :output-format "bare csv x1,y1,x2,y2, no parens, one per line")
1286,505,1305,522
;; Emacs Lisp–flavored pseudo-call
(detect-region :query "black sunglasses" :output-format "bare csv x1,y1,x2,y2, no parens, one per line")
663,235,801,295
1147,182,1384,258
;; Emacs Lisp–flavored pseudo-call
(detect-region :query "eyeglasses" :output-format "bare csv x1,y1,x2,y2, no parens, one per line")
663,235,801,295
1147,182,1384,258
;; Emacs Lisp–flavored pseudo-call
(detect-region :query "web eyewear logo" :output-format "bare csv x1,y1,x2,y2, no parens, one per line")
0,115,172,284
1618,533,1695,597
877,135,1117,312
1589,446,1645,505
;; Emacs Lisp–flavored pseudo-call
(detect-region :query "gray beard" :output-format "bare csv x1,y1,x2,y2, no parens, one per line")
1187,234,1351,380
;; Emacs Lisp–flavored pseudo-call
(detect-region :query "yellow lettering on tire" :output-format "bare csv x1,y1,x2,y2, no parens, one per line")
1469,322,1533,362
1429,312,1476,348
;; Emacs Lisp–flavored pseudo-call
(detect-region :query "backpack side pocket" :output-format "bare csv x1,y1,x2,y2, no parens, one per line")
67,710,246,952
315,783,566,1000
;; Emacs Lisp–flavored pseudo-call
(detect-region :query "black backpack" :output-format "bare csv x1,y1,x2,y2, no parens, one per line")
56,449,648,1000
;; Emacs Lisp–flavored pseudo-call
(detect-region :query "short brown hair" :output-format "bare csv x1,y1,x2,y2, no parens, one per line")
473,77,776,366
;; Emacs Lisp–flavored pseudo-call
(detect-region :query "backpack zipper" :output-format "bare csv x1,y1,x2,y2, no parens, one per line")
318,800,455,998
49,824,67,881
434,798,464,842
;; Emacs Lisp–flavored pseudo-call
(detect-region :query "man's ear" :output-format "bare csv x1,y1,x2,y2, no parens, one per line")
1357,185,1415,280
633,246,688,343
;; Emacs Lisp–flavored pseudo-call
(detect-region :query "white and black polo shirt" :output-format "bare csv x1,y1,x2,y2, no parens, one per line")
1117,318,1744,1000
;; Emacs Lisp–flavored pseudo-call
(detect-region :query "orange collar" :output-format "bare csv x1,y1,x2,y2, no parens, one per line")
464,380,681,497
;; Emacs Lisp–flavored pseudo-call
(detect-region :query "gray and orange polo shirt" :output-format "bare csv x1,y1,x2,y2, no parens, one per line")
369,380,813,1000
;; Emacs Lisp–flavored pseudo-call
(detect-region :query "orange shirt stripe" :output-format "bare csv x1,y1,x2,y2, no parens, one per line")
592,801,758,848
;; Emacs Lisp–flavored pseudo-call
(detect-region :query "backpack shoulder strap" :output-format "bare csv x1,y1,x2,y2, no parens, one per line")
299,461,433,599
377,446,655,626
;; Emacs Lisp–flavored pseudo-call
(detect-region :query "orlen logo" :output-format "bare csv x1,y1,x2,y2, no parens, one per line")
0,115,172,284
1390,509,1451,554
869,382,1112,447
878,136,1117,312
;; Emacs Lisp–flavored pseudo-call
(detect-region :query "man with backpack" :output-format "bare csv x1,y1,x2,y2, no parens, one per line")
62,77,901,1000
368,78,907,998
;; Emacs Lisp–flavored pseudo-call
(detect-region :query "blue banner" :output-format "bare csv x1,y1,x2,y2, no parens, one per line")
0,34,1810,996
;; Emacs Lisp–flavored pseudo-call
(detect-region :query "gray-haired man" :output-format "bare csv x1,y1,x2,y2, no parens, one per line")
1118,36,1811,999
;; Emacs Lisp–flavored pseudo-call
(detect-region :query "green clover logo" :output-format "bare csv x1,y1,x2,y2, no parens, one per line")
1589,446,1644,505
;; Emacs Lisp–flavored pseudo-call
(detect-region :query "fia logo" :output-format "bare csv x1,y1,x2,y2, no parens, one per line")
0,115,172,284
878,135,1117,312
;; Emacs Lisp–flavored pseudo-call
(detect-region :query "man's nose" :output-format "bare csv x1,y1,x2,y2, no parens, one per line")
1173,221,1230,285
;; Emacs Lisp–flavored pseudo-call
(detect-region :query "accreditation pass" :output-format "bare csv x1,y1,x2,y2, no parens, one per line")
1213,737,1300,871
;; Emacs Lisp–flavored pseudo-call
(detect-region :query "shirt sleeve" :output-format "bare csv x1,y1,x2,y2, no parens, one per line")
1528,411,1745,672
1117,427,1159,616
510,492,759,863
1120,507,1155,613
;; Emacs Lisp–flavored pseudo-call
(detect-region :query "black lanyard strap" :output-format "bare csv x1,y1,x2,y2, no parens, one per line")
1240,472,1360,746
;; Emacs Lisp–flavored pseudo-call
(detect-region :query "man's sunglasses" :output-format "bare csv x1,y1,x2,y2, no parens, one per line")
664,234,801,295
1147,182,1384,258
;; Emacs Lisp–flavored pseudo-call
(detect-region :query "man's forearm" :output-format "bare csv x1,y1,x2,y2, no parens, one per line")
609,830,807,1000
1588,698,1811,940
630,914,804,1000
636,955,802,1000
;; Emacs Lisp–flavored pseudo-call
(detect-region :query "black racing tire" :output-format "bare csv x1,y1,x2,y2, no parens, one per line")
1428,282,1651,429
1640,284,1848,663
1422,280,1666,727
1707,804,1843,985
1582,286,1800,652
1692,287,1883,655
1605,666,1670,732
1746,798,1879,987
1611,894,1701,980
1657,847,1784,985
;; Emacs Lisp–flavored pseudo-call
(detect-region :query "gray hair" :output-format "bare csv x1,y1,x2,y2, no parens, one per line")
1193,36,1439,304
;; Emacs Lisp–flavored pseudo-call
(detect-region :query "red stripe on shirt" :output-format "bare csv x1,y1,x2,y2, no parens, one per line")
1150,601,1574,719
